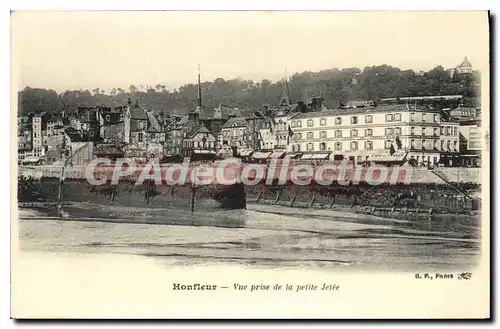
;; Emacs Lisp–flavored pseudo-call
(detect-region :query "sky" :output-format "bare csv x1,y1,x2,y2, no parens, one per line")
11,11,489,93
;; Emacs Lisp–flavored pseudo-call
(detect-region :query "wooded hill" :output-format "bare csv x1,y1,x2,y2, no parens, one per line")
18,64,481,117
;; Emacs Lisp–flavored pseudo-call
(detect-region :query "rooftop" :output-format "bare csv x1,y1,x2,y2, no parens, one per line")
64,128,86,142
459,57,472,68
101,112,122,123
294,104,440,119
185,124,212,139
129,106,148,120
222,117,247,128
195,104,242,121
146,111,162,133
94,144,125,156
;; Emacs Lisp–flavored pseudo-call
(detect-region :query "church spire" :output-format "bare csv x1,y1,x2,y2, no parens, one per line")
281,69,291,106
197,64,202,107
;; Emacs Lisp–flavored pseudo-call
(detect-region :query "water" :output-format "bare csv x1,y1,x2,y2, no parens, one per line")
16,201,480,271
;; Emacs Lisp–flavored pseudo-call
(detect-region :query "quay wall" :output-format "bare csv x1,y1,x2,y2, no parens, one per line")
19,164,481,185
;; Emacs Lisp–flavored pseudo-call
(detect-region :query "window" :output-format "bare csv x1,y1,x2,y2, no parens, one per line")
453,127,457,136
297,121,302,128
434,128,439,136
395,127,401,136
365,141,373,150
434,140,439,150
365,115,373,123
320,118,327,126
386,128,393,136
365,129,373,137
350,141,358,150
422,140,427,149
351,116,358,124
320,131,327,138
446,127,451,135
446,140,451,151
334,142,342,151
441,140,444,150
394,113,401,122
422,128,426,136
454,141,458,151
335,117,342,125
433,114,439,122
410,113,416,123
319,142,326,151
295,133,302,140
350,129,358,137
385,140,392,149
386,114,393,122
307,132,314,139
411,127,415,135
422,113,426,123
335,130,342,138
307,143,314,151
296,145,301,151
307,119,313,127
291,121,296,128
411,140,415,149
138,132,143,142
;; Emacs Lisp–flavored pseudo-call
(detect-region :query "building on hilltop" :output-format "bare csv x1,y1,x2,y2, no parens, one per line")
456,57,474,75
448,57,474,78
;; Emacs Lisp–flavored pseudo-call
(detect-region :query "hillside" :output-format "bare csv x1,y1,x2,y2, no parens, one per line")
18,64,481,117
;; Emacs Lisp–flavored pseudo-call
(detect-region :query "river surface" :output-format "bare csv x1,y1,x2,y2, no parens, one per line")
16,201,481,271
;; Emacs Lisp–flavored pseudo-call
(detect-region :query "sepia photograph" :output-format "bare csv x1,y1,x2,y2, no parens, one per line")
10,10,490,319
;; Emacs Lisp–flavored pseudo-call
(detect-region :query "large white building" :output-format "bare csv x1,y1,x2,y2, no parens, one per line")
288,104,454,166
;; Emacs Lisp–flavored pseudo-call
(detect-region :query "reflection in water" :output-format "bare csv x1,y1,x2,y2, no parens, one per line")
17,201,480,271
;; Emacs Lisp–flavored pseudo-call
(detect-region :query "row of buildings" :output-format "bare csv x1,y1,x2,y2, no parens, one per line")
17,63,482,167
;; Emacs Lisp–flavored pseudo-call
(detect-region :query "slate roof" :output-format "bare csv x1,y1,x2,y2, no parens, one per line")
195,104,242,121
146,111,162,133
94,144,125,156
185,124,212,139
178,115,190,126
294,104,440,119
271,103,299,117
222,117,247,128
130,106,148,120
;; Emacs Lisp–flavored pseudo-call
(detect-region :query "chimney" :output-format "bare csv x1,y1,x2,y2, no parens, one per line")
297,101,307,113
188,111,199,125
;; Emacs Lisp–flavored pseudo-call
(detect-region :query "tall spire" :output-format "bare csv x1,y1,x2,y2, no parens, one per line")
281,69,291,106
197,64,202,107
